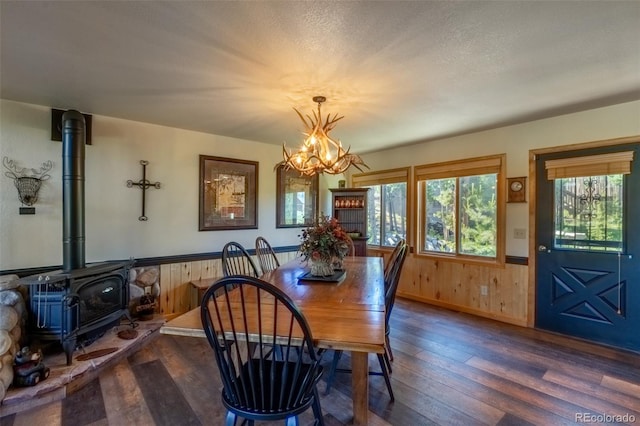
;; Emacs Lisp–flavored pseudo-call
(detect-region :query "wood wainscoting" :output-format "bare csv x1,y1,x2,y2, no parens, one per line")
368,247,529,327
157,247,529,326
158,251,299,320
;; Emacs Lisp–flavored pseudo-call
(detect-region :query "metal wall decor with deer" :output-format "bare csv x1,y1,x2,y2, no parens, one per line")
3,156,53,213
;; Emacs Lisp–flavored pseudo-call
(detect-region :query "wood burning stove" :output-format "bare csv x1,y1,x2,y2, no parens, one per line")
18,110,137,365
20,261,133,365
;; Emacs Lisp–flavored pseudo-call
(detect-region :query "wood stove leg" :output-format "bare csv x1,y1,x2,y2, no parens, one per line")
63,338,76,365
123,309,138,328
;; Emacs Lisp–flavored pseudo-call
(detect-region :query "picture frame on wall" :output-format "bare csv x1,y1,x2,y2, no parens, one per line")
276,166,319,228
199,155,258,231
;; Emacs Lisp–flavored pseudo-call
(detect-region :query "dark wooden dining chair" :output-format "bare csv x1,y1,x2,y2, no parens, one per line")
221,241,259,278
384,239,406,283
382,240,408,368
324,240,408,401
255,236,280,274
200,276,325,426
347,236,356,257
382,239,407,364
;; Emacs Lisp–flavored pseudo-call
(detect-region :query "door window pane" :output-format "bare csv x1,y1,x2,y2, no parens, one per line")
554,175,623,252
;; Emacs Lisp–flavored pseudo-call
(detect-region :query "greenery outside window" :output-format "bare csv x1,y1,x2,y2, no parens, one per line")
553,175,623,252
353,168,409,248
544,150,633,253
416,155,505,262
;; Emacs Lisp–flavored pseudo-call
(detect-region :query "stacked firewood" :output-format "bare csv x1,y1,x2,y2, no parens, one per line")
0,275,26,400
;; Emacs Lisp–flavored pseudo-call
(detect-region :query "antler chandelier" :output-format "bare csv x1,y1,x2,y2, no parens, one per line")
278,96,368,176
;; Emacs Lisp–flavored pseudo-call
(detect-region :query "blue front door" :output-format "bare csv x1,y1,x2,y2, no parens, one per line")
536,143,640,351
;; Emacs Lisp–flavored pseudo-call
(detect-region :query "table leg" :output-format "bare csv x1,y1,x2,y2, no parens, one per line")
351,351,369,425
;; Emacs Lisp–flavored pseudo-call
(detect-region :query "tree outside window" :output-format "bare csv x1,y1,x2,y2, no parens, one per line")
417,154,504,262
554,174,623,252
366,182,407,247
424,174,496,257
353,168,409,249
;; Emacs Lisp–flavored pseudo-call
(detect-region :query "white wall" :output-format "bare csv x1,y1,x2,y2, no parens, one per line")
0,100,314,270
356,100,640,257
2,99,639,269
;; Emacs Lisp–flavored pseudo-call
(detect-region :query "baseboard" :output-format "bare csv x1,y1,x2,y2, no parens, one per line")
396,292,528,327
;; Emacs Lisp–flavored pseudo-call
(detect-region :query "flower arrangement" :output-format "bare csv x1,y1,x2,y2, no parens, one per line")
299,215,352,275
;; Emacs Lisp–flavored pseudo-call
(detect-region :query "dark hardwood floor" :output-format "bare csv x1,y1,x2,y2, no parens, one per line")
2,298,639,425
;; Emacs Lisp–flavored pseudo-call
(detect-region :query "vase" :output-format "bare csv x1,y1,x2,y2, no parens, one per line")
332,255,345,271
310,258,334,277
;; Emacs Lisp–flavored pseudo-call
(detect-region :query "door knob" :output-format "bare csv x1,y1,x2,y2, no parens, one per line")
538,245,550,252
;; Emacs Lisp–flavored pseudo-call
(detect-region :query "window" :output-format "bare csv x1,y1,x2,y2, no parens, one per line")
352,168,409,248
544,150,633,253
416,155,505,261
553,175,623,252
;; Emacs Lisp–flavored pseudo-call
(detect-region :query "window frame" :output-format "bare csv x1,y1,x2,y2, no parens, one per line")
552,174,625,253
415,154,506,265
352,167,411,250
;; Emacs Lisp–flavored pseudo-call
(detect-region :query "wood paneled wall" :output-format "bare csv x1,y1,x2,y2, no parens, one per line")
159,259,221,320
158,251,299,320
157,248,528,326
368,247,529,326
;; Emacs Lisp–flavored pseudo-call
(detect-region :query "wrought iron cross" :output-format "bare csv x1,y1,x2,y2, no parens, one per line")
127,160,161,221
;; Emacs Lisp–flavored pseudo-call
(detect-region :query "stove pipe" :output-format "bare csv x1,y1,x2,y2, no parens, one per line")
62,110,86,272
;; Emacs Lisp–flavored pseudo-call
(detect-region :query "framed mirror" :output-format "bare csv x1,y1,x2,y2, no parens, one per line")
276,166,319,228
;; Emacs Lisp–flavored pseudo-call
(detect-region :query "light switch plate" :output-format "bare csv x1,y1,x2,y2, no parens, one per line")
514,228,527,239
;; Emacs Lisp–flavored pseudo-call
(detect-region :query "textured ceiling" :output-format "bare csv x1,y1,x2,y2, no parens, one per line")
1,1,639,154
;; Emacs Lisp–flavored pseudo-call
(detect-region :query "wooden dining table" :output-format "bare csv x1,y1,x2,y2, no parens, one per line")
160,256,386,425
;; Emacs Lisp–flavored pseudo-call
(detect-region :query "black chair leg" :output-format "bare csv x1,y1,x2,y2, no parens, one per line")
383,349,392,374
386,333,394,362
311,386,325,426
324,350,342,395
377,353,395,402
